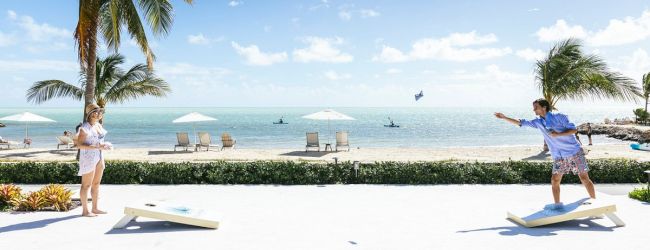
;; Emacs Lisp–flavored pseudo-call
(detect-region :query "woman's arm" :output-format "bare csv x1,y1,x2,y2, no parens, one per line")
494,112,521,126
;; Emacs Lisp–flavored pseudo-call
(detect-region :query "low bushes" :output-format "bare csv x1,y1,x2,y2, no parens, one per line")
628,186,650,202
0,159,647,185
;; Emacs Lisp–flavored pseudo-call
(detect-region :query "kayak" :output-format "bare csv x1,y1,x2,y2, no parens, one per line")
384,124,400,128
630,143,650,151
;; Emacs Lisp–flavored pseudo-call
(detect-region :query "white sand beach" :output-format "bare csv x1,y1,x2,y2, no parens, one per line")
0,143,647,162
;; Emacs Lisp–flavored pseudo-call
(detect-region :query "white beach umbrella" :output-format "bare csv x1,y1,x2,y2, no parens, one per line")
172,112,217,144
302,109,355,144
0,112,56,140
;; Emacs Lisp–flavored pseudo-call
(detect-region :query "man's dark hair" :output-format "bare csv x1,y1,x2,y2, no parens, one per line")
533,98,551,112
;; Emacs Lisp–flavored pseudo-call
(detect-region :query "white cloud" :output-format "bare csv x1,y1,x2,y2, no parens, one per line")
448,65,530,85
589,10,650,46
323,70,351,80
535,20,588,42
614,48,650,82
309,0,330,10
7,10,17,19
373,31,511,63
0,31,16,47
360,9,380,18
446,31,498,46
156,62,230,86
386,68,402,74
187,33,209,45
187,33,222,45
373,45,409,63
528,8,540,12
293,37,353,63
229,0,243,7
231,42,288,66
339,11,352,21
536,10,650,46
0,59,77,72
8,10,71,42
516,48,545,61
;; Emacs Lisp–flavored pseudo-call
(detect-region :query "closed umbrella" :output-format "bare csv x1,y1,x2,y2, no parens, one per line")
172,112,217,144
302,109,355,144
0,112,56,144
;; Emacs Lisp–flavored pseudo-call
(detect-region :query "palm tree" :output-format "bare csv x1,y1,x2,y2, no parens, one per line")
534,38,640,111
26,54,170,116
643,72,650,114
75,0,192,120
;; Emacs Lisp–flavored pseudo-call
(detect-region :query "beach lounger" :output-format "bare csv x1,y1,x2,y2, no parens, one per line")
174,132,193,151
221,132,236,150
306,132,320,152
0,139,21,150
195,132,220,151
113,200,220,229
507,198,625,227
56,136,75,149
336,131,350,152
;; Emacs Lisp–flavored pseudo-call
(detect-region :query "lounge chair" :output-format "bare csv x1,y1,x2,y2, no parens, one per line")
174,132,193,151
336,131,350,152
0,139,21,150
56,136,75,149
221,132,236,150
195,132,220,151
305,132,320,152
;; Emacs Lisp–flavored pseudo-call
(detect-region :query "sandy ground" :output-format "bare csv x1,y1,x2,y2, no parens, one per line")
0,143,648,163
0,184,648,250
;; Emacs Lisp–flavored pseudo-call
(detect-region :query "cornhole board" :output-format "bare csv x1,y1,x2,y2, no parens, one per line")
507,198,625,228
113,200,220,229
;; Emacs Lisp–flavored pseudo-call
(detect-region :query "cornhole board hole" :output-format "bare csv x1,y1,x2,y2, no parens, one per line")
507,198,625,228
113,200,220,229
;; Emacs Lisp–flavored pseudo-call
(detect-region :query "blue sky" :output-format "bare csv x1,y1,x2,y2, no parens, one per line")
1,0,650,108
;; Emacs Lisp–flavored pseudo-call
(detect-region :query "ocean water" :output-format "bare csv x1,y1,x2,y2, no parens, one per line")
0,107,634,149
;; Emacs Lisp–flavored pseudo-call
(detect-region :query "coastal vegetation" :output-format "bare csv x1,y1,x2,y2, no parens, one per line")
0,159,646,185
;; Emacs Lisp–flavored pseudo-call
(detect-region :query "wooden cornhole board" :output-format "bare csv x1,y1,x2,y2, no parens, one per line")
507,198,625,228
113,200,220,229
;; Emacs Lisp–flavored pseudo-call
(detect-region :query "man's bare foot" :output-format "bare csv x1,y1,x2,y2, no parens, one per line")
92,209,107,214
82,212,97,217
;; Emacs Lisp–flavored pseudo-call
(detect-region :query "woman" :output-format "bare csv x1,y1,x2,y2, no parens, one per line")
76,103,110,217
494,98,596,210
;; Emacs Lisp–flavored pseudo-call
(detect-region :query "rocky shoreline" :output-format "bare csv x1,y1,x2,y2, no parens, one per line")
578,123,650,142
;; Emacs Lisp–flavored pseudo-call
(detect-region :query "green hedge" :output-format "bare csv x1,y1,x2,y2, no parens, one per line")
0,159,647,185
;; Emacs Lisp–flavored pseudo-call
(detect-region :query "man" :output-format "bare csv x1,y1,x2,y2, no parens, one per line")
494,98,596,209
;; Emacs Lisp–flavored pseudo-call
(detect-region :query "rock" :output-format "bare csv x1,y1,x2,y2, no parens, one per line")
578,123,650,142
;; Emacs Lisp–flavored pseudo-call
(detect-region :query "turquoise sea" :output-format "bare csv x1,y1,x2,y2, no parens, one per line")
0,107,633,149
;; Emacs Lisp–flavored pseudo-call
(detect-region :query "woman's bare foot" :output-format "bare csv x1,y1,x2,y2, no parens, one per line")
92,209,107,214
82,212,97,217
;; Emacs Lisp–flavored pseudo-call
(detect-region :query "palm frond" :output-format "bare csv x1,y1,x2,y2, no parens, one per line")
534,38,640,108
104,68,171,104
122,0,156,69
138,0,174,38
26,80,83,104
99,0,123,51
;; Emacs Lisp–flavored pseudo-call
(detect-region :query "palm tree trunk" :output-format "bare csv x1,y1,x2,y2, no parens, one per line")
83,37,97,122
